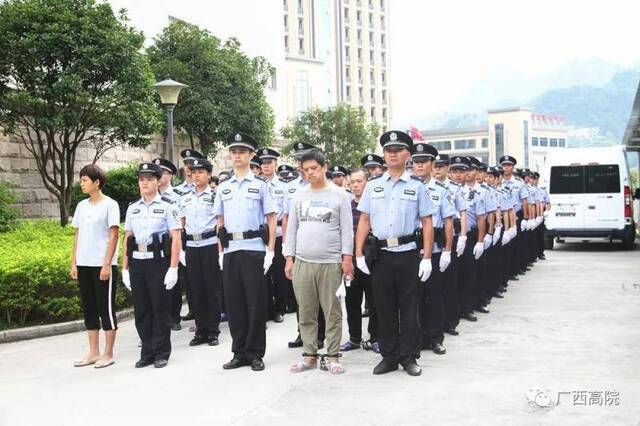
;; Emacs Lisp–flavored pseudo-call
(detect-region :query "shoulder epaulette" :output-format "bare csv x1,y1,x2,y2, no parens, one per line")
255,175,266,182
173,187,183,196
480,183,489,189
128,199,140,206
410,175,423,182
435,180,447,189
448,181,461,187
369,174,383,180
278,177,288,183
161,195,176,204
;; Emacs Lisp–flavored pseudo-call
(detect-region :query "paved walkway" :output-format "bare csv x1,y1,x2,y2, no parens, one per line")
1,242,639,425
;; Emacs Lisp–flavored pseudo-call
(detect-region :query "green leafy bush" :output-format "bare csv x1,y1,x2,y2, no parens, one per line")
71,163,140,222
0,182,20,232
0,220,131,329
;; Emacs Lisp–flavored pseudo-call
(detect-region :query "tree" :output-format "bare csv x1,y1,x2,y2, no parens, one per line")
147,21,275,156
0,0,161,226
281,104,379,167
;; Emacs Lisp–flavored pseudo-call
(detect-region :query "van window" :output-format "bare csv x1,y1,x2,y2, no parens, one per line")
585,165,620,193
550,166,584,194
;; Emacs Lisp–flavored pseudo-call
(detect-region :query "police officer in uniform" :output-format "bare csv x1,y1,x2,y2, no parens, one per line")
179,158,222,347
355,130,436,376
258,148,289,323
411,142,456,355
330,165,349,188
121,162,182,368
361,153,385,178
214,133,276,371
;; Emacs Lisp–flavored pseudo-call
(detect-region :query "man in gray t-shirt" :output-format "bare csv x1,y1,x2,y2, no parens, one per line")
284,150,353,374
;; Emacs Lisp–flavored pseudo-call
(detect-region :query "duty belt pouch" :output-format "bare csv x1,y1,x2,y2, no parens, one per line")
453,218,461,235
413,228,424,251
218,226,230,249
126,236,136,261
181,231,187,250
434,227,445,249
151,233,162,259
364,234,380,269
160,232,172,258
259,224,269,245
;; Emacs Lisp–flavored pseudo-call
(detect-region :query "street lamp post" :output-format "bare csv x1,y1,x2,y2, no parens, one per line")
153,79,187,163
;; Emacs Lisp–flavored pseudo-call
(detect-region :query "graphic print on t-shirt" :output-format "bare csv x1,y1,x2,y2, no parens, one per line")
296,200,333,223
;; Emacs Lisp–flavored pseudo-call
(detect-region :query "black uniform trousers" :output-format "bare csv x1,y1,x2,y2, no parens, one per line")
223,250,267,361
186,244,222,338
130,257,172,362
170,264,195,324
420,252,445,346
459,232,479,315
371,249,421,363
444,237,461,330
267,237,290,316
345,261,377,344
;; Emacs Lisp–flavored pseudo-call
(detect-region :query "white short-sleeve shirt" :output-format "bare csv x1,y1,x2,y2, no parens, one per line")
71,196,120,266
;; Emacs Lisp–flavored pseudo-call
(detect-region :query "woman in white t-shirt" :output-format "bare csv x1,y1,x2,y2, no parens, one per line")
70,164,120,369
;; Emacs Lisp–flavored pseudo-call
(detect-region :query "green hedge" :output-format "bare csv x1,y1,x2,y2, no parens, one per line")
0,220,131,330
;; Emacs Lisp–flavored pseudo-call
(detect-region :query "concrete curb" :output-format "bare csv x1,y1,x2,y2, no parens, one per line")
0,308,135,344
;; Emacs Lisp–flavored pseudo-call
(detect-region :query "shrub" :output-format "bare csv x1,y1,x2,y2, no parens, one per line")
71,163,140,222
0,182,20,232
0,220,131,329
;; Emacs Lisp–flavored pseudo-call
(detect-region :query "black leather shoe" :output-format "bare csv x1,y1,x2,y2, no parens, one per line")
444,326,459,336
189,336,208,346
509,276,519,281
154,359,168,368
272,313,284,323
492,292,504,299
171,322,182,331
207,336,219,346
317,340,324,350
400,360,422,376
135,358,154,368
462,311,477,322
420,339,432,350
223,358,250,370
432,343,446,355
373,359,398,375
475,305,490,314
288,335,303,348
251,358,265,371
362,308,370,318
181,311,195,321
538,255,546,260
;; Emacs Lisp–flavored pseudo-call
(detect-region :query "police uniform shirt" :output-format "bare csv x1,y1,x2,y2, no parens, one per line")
539,187,550,204
425,178,457,254
444,178,468,214
174,181,195,197
502,176,524,212
179,186,219,247
160,185,184,220
124,194,181,260
498,185,513,212
519,181,534,205
477,182,497,213
213,171,276,254
460,184,486,230
71,195,120,266
266,176,288,237
357,171,436,252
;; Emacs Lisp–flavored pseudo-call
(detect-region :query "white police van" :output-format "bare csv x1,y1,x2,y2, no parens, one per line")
544,146,640,249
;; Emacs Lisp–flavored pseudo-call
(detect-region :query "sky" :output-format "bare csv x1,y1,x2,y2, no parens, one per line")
389,0,640,125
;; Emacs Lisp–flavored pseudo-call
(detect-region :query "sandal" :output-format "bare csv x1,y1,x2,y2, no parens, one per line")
94,359,115,369
319,353,344,374
289,354,318,373
73,357,99,367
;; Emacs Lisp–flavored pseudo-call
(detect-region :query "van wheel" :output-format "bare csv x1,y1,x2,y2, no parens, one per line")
621,225,636,250
544,236,554,250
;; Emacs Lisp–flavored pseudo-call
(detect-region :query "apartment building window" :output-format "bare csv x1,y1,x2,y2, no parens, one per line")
357,29,362,45
380,0,385,10
369,50,374,65
370,70,375,84
381,52,386,67
381,34,386,49
359,87,364,103
346,85,351,100
495,124,504,163
550,138,558,147
380,15,385,30
345,66,350,80
344,26,350,42
298,38,304,55
540,137,548,147
284,15,289,31
382,89,387,102
357,48,362,63
356,11,361,26
296,70,309,113
298,17,304,35
381,70,386,85
532,137,539,146
481,137,488,148
370,107,376,120
345,46,350,60
368,12,373,24
370,88,375,101
369,31,374,46
344,7,349,20
358,67,362,83
283,0,288,11
559,138,566,147
284,35,289,52
297,0,303,14
433,141,452,151
454,139,476,150
382,107,387,120
369,0,374,10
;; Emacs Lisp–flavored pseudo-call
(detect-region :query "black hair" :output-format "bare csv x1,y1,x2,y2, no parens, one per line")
79,164,106,189
210,176,219,185
299,149,326,167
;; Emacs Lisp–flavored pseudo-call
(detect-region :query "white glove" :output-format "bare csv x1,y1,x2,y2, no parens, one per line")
537,216,544,226
521,220,529,231
356,256,370,275
335,281,346,301
122,269,131,291
492,227,502,245
456,236,467,258
218,250,224,271
439,251,451,272
418,258,432,282
263,249,275,275
179,250,186,266
164,267,179,290
501,231,511,245
483,234,492,250
473,242,484,259
509,226,517,239
543,210,549,219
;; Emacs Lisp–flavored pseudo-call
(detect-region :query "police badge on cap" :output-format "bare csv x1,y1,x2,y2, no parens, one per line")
379,130,413,149
226,132,258,151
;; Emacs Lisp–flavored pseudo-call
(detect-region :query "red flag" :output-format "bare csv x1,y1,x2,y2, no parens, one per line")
409,126,424,141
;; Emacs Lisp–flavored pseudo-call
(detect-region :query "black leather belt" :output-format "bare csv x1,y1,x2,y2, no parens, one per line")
228,229,262,241
185,229,217,241
377,234,414,248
